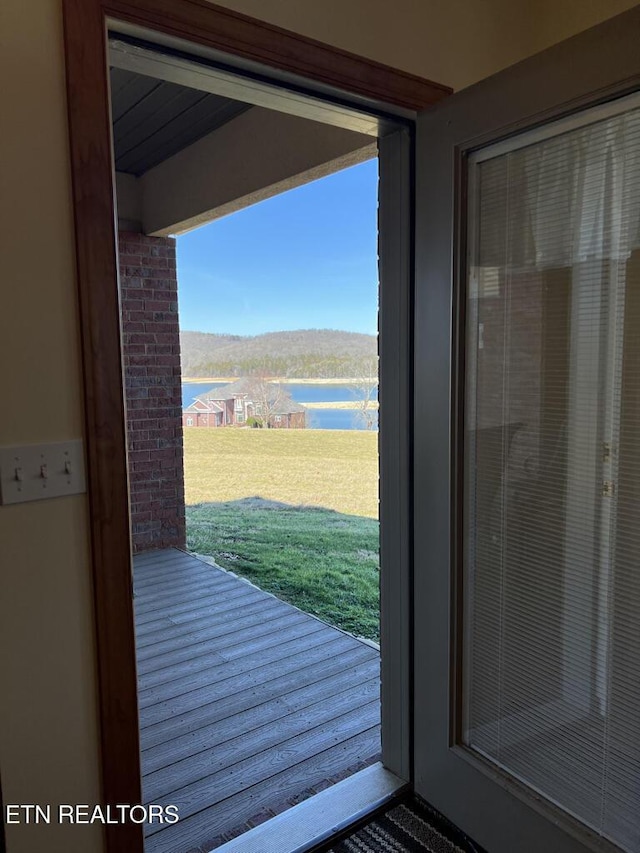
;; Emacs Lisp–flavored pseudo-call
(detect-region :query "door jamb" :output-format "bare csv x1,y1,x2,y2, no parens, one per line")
61,2,450,850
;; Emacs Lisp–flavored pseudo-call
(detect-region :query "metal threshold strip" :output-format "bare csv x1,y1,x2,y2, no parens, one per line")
213,763,406,853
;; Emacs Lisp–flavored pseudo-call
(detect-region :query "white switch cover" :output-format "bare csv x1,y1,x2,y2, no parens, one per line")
0,439,86,505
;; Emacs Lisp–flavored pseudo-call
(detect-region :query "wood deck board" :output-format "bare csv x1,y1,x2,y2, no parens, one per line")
142,663,380,774
138,615,328,690
138,608,317,676
134,557,242,587
144,728,381,853
134,574,245,611
135,548,380,853
138,628,339,710
135,592,274,647
135,588,264,636
137,598,304,666
144,682,380,800
145,701,380,813
139,635,370,729
134,582,257,626
139,645,376,749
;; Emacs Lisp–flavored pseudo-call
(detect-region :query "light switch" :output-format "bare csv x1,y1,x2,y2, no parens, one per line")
0,440,86,505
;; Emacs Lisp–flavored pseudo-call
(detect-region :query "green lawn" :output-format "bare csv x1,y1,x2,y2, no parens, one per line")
187,501,379,640
184,429,380,640
184,428,378,518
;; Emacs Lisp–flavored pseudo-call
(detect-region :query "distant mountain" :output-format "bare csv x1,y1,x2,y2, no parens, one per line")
180,329,377,379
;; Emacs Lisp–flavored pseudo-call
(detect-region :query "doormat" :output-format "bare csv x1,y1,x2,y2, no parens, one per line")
318,795,486,853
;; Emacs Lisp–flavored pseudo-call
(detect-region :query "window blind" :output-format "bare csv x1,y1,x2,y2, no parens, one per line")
463,100,640,852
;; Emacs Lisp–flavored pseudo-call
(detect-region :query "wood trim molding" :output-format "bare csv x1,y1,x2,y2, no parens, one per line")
61,2,450,852
103,0,452,111
62,1,142,851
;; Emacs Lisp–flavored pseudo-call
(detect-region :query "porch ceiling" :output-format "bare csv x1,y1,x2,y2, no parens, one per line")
110,67,250,176
110,61,375,235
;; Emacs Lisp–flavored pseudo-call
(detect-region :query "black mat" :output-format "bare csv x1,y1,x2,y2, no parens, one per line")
320,795,485,853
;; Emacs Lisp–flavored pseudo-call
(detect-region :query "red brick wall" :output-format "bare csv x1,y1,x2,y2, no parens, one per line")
183,411,222,428
119,231,186,553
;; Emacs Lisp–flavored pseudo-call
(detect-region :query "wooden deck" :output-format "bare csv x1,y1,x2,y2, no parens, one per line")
134,548,381,853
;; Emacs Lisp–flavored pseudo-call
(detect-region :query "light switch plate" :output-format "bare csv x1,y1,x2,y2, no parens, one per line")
0,439,86,505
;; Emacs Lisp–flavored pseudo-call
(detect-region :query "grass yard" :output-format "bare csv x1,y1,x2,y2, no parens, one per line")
184,429,380,640
183,428,378,518
187,501,379,640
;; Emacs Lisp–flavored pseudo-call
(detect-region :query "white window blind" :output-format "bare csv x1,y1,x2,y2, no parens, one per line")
463,98,640,852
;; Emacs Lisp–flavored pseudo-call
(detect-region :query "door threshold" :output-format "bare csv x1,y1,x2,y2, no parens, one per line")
211,762,406,853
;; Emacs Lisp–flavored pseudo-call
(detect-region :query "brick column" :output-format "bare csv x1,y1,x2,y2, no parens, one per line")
119,231,186,553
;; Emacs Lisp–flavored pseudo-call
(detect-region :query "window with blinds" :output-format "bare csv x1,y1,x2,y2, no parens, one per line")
463,96,640,852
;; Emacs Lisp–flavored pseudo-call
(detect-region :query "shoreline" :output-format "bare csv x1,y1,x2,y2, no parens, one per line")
182,377,379,385
303,401,379,410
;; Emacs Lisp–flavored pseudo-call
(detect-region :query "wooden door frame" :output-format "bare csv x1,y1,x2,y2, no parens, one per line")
61,1,450,850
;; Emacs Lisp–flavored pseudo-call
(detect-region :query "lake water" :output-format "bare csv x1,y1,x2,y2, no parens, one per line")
182,381,378,431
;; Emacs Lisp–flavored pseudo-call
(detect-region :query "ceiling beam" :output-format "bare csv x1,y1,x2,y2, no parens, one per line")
138,106,376,235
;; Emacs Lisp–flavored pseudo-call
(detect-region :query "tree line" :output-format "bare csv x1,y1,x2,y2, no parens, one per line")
180,329,378,379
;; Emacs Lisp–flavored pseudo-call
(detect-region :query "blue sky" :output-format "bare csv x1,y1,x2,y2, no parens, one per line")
176,158,378,337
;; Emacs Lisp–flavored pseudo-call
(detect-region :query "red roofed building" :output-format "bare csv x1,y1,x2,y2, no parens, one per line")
182,398,225,428
182,377,306,428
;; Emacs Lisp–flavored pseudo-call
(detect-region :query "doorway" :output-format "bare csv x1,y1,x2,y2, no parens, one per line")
111,54,386,844
113,39,407,853
63,3,441,848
